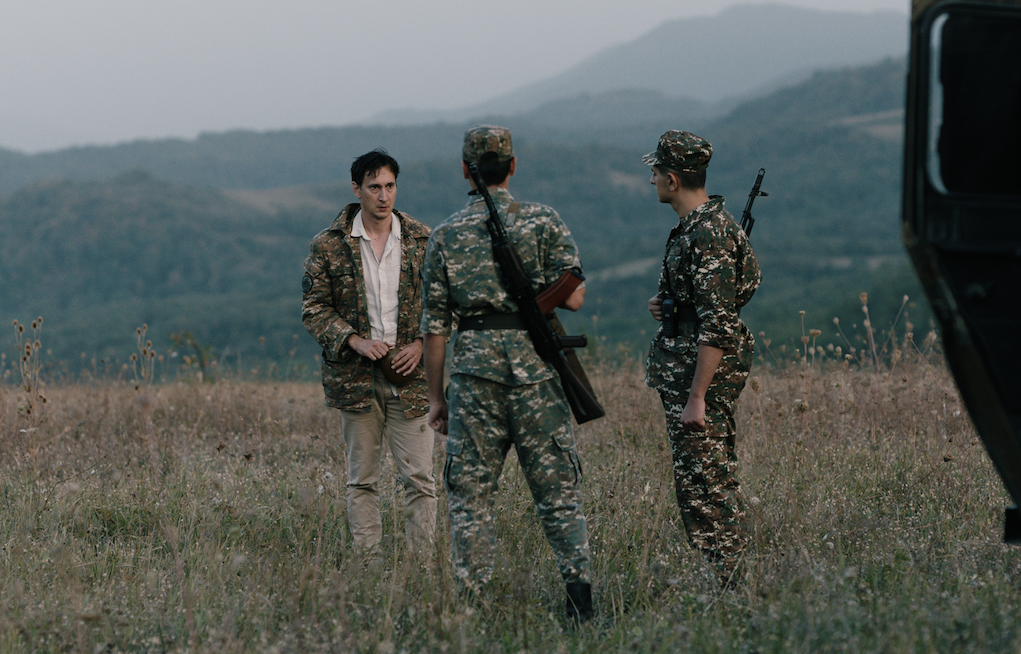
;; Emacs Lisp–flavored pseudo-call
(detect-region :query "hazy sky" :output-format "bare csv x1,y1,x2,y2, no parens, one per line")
0,0,908,153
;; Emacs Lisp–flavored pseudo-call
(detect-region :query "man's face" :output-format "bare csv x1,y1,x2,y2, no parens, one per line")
650,166,672,204
352,166,397,222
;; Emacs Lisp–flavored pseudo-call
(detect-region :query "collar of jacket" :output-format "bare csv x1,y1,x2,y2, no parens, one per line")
329,203,430,240
467,187,514,208
672,195,727,237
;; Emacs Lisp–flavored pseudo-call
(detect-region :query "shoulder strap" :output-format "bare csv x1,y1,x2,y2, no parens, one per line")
505,202,522,227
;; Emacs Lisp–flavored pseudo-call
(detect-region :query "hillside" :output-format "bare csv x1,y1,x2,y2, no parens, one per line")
0,171,324,367
0,57,921,372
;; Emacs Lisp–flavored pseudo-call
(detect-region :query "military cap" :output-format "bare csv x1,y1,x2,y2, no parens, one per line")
642,130,712,173
462,124,514,165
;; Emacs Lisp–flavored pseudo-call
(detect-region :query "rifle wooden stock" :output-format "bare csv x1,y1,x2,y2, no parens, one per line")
467,163,605,424
536,270,584,315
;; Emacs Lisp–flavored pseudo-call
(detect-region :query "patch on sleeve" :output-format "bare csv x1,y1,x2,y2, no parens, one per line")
301,274,314,294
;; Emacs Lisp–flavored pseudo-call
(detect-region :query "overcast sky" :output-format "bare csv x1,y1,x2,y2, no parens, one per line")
0,0,908,153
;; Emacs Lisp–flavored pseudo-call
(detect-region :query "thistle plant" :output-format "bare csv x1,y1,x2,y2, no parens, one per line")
130,323,158,388
12,317,46,425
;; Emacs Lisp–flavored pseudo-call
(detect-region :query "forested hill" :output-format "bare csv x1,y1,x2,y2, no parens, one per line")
0,57,920,373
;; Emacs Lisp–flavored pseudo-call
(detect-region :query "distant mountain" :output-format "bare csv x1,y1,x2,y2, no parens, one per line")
372,4,908,125
0,56,921,371
0,6,908,195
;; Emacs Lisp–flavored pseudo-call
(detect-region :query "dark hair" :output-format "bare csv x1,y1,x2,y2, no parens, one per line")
655,165,706,190
467,158,513,187
351,149,400,186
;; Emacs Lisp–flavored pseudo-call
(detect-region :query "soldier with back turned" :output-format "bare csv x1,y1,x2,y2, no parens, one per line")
421,125,594,623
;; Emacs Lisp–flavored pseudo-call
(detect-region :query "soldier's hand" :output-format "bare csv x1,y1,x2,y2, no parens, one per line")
347,334,390,361
680,396,707,432
428,401,449,435
649,295,664,321
390,339,423,375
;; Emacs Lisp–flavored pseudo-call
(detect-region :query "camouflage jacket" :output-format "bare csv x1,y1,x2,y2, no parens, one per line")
421,188,582,386
302,203,431,416
646,196,761,391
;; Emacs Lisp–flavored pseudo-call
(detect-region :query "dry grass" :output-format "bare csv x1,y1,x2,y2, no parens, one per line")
1,342,1019,652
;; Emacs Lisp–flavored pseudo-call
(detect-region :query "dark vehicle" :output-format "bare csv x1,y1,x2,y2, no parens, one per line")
903,0,1021,539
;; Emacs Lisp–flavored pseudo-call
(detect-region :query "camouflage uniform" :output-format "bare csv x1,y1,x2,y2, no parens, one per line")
644,131,761,577
303,203,431,416
421,166,591,594
302,202,436,552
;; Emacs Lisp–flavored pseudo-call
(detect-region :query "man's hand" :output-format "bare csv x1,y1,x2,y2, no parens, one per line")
679,396,707,432
389,339,423,375
424,334,448,434
428,401,449,435
347,334,389,360
681,344,724,434
649,295,664,321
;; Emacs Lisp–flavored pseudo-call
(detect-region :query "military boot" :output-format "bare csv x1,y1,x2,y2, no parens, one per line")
565,581,592,625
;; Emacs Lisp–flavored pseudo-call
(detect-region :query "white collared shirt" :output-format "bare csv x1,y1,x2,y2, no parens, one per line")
351,210,402,346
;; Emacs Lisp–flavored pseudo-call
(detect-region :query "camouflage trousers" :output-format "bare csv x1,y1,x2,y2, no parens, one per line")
444,373,590,593
658,346,753,576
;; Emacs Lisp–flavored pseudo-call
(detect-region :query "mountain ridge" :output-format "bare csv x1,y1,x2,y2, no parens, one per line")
371,4,908,125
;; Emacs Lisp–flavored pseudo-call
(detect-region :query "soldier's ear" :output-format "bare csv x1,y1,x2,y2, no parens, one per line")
461,161,470,180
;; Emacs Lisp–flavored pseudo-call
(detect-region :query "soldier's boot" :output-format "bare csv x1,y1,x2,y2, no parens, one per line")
565,581,592,625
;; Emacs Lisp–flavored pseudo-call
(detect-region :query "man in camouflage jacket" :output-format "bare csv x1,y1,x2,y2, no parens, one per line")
644,131,761,584
302,149,436,557
421,125,593,623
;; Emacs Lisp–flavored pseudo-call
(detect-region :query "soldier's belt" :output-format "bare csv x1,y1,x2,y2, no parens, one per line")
670,304,742,323
673,303,699,323
457,312,527,331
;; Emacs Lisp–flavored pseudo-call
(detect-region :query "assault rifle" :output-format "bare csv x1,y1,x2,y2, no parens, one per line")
741,168,768,236
467,163,605,424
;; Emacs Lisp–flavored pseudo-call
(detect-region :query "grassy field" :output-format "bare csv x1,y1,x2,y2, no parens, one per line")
1,329,1020,653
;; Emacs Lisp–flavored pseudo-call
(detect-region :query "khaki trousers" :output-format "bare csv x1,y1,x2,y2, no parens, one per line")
340,367,437,555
